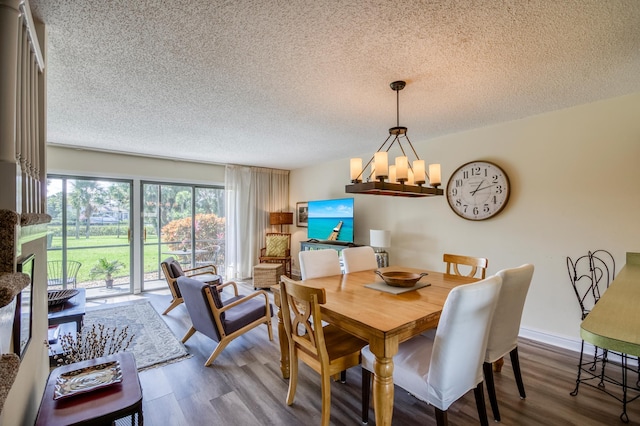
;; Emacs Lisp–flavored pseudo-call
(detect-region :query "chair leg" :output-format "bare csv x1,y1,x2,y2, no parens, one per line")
286,351,299,406
181,326,196,343
340,370,347,383
361,368,371,424
320,368,332,426
434,407,448,426
204,339,231,367
162,297,183,315
474,382,489,426
510,347,526,399
483,362,500,421
571,340,586,396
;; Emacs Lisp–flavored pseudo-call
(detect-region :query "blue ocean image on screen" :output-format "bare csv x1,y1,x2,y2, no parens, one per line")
307,198,354,242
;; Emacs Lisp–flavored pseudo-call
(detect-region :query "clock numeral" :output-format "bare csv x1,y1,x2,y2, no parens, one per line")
473,206,479,215
495,185,503,194
471,166,481,176
451,188,458,196
492,195,497,204
484,204,490,213
492,174,499,183
455,199,462,207
455,179,463,187
462,171,469,179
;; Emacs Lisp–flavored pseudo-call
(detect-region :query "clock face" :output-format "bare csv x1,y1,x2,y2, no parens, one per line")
446,161,510,221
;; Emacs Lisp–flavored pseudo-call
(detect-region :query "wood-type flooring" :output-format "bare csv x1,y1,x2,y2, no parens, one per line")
131,289,640,425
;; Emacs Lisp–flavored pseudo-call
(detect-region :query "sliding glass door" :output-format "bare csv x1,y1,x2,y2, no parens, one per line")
47,176,133,298
141,182,225,291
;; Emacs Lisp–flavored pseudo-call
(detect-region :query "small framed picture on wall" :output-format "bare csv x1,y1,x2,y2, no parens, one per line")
296,202,308,227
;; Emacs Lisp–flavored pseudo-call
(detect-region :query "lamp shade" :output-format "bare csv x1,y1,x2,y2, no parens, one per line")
269,212,293,226
370,229,391,248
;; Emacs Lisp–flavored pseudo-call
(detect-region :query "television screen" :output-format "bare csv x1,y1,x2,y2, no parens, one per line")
307,198,354,243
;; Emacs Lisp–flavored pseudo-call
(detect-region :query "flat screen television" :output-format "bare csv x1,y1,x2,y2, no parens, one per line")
307,197,354,243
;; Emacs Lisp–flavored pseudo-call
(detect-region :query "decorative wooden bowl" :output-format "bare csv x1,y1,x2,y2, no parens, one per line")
375,271,428,288
47,289,79,307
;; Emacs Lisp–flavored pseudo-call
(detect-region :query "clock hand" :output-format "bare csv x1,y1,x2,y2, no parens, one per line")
474,183,497,193
470,180,485,196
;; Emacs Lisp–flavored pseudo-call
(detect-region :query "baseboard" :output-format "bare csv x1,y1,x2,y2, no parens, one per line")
519,326,629,364
519,327,582,354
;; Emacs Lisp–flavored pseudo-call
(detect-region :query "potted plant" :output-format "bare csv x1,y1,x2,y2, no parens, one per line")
90,258,125,289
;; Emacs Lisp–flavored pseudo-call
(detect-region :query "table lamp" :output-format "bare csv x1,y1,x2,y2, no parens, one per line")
370,229,391,268
269,212,294,232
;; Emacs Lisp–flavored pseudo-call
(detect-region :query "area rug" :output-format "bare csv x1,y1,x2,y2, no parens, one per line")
83,301,189,370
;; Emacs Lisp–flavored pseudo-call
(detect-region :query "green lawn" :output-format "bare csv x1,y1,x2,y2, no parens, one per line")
48,235,166,283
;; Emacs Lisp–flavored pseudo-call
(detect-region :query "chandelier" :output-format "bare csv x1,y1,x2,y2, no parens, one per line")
345,81,443,198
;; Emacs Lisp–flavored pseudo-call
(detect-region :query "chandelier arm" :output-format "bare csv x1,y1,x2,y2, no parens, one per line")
404,134,421,161
358,133,394,181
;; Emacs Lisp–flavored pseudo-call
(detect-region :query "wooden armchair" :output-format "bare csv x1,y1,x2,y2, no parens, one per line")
177,275,273,366
259,233,292,278
160,257,221,315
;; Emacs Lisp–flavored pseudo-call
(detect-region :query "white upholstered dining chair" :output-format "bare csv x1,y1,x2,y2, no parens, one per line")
483,264,534,421
341,246,377,273
361,275,503,426
299,249,341,280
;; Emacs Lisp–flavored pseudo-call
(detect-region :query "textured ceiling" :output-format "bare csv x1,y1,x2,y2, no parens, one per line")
29,0,640,170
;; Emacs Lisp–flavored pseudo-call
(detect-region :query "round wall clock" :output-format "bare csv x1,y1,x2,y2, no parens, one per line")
446,160,510,221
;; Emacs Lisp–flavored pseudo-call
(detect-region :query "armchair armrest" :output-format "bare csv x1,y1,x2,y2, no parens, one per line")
185,263,218,275
219,289,270,314
218,281,239,297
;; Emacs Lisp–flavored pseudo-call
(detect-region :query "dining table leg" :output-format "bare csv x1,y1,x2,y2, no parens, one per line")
370,337,398,426
272,285,290,379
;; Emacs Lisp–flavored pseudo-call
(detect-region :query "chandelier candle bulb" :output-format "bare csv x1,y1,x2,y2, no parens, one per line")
374,152,388,178
388,165,397,183
350,158,363,182
370,163,376,181
413,160,426,184
407,169,415,185
428,164,441,187
396,156,408,182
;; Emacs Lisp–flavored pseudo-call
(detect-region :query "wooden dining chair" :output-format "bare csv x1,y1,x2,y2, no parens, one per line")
443,253,488,279
279,276,367,426
298,249,342,279
483,264,534,421
361,275,503,426
341,246,378,273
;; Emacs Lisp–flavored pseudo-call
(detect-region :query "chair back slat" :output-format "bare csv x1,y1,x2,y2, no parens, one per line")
280,276,328,362
444,253,488,279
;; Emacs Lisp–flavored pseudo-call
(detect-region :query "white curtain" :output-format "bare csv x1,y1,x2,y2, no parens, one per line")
225,165,289,280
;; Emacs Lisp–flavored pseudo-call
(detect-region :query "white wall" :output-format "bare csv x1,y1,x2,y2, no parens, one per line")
289,92,640,350
47,147,225,184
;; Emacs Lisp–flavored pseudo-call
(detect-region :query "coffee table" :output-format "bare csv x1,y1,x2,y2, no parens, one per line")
35,352,143,426
48,288,86,332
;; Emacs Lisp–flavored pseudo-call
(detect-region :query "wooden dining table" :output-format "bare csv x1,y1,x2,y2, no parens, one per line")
272,266,478,426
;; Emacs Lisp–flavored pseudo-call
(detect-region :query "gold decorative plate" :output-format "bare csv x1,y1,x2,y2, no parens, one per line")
54,361,123,400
